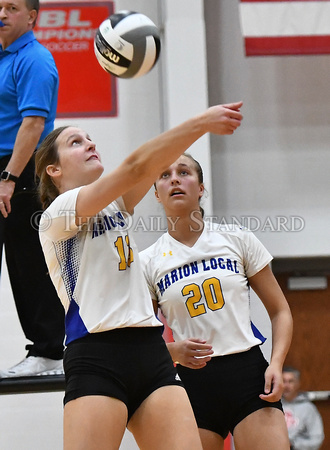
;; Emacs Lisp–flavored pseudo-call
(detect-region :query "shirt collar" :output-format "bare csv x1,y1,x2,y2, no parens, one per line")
0,30,36,53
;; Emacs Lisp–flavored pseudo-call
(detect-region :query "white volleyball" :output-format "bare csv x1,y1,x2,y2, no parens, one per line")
94,10,161,79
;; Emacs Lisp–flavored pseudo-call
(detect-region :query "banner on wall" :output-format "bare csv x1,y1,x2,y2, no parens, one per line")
239,0,330,56
34,1,117,118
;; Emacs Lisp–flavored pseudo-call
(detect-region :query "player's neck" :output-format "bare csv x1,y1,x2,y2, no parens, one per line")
167,212,204,247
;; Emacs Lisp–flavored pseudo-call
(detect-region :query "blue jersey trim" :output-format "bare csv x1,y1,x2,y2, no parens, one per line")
65,299,89,345
55,236,89,344
251,321,266,344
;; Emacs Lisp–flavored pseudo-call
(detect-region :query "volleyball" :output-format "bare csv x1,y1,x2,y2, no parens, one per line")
94,10,161,79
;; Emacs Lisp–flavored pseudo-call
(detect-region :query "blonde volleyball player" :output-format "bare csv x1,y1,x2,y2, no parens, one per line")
34,102,242,450
140,154,293,450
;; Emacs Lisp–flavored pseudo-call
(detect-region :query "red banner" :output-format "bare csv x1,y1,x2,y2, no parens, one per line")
35,2,117,117
239,0,330,56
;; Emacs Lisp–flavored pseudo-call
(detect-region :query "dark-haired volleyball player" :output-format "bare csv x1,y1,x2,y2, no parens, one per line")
141,153,293,450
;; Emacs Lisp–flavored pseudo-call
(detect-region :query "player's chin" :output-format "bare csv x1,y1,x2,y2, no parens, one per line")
94,162,105,174
86,165,104,183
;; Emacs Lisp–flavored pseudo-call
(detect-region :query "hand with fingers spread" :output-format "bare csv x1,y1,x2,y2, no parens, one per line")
168,339,213,369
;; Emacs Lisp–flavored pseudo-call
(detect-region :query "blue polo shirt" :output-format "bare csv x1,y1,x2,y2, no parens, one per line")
0,31,59,157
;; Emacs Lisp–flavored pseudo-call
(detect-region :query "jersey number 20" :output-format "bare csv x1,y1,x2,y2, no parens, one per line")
182,277,225,318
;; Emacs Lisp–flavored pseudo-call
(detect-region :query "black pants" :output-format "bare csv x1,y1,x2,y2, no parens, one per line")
0,154,65,360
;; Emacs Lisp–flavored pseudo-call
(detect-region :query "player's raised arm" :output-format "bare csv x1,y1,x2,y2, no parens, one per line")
78,101,243,217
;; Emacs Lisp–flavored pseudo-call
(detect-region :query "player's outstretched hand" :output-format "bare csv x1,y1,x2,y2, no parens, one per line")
202,101,243,136
168,338,214,369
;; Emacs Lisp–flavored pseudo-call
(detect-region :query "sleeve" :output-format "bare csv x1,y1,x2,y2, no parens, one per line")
40,188,81,242
115,196,127,212
139,250,158,301
240,227,273,278
15,47,58,117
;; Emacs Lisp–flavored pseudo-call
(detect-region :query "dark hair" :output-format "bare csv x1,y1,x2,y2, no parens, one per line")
185,153,205,217
155,152,205,217
35,126,69,210
182,153,204,184
283,366,301,380
26,0,39,28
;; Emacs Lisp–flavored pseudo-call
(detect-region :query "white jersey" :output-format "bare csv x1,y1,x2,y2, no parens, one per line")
39,187,161,345
140,222,272,357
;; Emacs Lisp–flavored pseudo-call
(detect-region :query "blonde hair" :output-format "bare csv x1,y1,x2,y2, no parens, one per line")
35,126,69,210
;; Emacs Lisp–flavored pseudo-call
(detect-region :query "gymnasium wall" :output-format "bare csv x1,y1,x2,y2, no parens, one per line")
205,0,330,258
53,0,330,260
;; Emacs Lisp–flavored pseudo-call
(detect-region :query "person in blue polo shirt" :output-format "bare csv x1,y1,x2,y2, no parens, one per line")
0,0,65,377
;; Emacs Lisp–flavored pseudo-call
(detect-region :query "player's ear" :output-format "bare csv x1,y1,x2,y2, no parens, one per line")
46,164,61,180
154,189,162,203
198,183,205,199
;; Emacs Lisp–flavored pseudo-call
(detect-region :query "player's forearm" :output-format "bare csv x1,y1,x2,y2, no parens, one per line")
78,103,242,219
120,103,242,184
269,308,293,367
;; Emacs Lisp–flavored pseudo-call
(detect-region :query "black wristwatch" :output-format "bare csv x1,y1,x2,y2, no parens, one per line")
0,171,19,183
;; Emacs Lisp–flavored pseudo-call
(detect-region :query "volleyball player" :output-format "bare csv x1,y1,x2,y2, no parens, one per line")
141,153,293,450
35,102,242,449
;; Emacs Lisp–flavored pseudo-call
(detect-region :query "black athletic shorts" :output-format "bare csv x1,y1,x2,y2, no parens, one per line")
177,345,283,439
63,327,183,421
